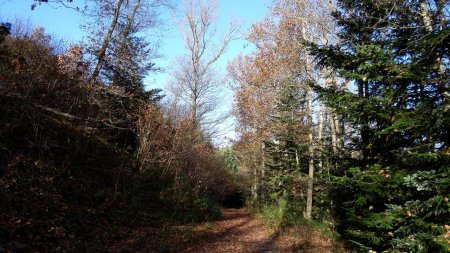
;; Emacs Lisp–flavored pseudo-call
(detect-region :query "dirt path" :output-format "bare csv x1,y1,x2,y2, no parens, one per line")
182,208,278,253
172,208,340,253
111,208,340,252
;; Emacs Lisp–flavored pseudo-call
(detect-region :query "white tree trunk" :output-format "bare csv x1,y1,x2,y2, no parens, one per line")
305,88,314,219
90,0,124,82
421,0,448,112
318,101,324,171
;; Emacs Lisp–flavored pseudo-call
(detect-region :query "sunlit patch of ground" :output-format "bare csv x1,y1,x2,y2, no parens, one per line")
110,208,344,252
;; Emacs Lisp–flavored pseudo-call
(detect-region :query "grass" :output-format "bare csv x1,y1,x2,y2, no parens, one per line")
259,198,287,227
252,198,345,252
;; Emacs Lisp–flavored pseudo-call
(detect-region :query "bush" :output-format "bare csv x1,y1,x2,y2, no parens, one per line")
137,106,240,216
0,24,163,251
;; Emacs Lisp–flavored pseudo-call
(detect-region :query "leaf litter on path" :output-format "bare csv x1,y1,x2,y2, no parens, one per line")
110,208,342,252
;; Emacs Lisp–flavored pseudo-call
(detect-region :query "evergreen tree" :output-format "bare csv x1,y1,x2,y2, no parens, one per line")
103,30,160,101
0,22,11,40
82,0,164,103
264,80,308,205
308,0,449,251
220,147,239,174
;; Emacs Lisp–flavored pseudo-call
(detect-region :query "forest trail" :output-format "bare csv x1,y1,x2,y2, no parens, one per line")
156,208,338,253
181,208,277,253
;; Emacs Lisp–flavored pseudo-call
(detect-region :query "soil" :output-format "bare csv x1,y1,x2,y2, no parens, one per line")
111,208,341,252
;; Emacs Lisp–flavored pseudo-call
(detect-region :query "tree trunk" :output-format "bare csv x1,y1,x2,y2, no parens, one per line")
305,87,314,219
252,155,259,204
318,101,324,171
423,0,449,112
90,0,124,82
298,0,314,219
260,142,266,202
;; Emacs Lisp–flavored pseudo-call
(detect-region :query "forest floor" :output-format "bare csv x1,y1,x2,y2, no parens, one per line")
110,208,342,252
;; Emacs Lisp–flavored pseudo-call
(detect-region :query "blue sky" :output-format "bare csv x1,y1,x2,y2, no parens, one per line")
0,0,270,88
0,0,271,144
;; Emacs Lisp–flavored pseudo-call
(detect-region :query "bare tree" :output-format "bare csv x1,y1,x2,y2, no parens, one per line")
168,0,239,138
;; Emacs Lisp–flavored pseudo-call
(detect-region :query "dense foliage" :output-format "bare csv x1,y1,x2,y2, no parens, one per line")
230,0,449,252
308,0,450,251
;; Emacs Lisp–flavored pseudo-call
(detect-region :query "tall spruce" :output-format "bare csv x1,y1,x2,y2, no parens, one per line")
308,0,449,251
264,80,308,204
102,26,159,101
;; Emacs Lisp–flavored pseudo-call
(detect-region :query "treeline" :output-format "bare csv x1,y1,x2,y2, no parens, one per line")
0,1,238,251
229,0,449,252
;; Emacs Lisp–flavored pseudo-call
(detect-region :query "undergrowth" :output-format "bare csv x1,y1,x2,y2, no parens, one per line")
0,24,236,252
251,198,344,252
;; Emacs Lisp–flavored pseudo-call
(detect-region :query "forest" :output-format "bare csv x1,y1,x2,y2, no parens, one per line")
0,0,449,252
